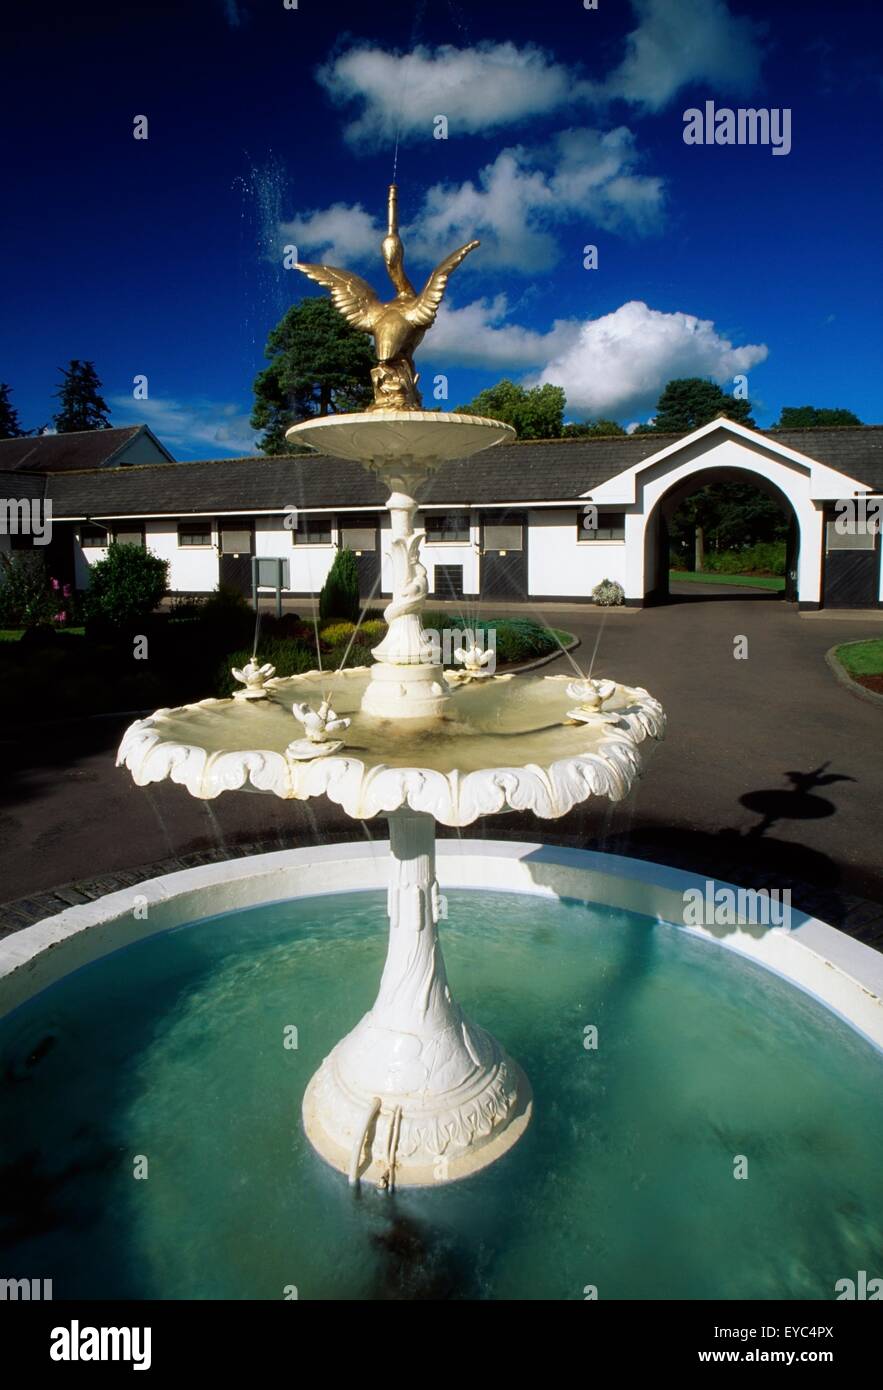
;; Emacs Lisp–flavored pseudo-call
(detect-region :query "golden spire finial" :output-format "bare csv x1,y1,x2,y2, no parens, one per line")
295,184,481,411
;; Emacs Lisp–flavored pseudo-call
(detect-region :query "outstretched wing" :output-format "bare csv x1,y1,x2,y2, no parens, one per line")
405,240,480,328
294,262,382,332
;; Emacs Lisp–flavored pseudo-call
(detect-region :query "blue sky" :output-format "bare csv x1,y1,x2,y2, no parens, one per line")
2,0,881,458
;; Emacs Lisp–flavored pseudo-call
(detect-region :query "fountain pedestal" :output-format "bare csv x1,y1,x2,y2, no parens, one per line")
302,809,532,1187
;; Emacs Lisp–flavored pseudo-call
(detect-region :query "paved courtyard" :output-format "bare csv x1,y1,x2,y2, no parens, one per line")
2,587,882,945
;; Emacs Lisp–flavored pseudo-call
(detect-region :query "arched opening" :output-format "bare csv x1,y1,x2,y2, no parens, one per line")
642,467,801,605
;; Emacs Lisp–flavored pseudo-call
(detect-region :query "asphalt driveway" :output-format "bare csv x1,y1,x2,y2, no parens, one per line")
2,590,882,943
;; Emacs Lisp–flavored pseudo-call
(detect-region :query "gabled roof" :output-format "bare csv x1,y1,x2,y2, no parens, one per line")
583,418,883,504
31,424,883,519
0,424,174,473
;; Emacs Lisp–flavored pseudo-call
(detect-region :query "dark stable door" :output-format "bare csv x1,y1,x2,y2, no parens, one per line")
339,513,381,600
218,519,254,596
823,549,878,607
480,511,527,599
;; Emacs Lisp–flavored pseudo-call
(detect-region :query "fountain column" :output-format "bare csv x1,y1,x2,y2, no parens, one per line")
360,459,451,720
301,809,532,1188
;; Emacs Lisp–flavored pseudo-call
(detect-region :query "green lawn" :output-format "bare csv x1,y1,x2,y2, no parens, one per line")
669,570,785,592
835,638,883,677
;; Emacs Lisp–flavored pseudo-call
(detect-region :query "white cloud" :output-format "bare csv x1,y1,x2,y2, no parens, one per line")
278,201,383,267
597,0,764,111
425,296,582,370
528,300,768,419
317,42,588,147
288,130,663,275
111,395,257,458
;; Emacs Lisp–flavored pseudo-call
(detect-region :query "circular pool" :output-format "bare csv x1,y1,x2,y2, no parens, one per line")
1,867,880,1301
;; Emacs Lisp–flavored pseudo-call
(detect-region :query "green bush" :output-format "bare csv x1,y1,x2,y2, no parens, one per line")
699,542,786,576
84,543,168,630
423,614,567,665
592,578,625,607
319,548,360,623
215,638,319,696
360,618,386,641
0,553,57,628
327,640,374,669
319,620,356,645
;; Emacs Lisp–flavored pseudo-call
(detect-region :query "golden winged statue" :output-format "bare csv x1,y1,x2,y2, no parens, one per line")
295,184,479,411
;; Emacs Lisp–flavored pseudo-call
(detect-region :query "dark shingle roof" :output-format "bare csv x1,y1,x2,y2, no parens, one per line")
0,470,49,503
0,425,164,474
40,425,883,518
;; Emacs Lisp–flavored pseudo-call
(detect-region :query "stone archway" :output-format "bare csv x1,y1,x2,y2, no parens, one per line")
641,465,801,605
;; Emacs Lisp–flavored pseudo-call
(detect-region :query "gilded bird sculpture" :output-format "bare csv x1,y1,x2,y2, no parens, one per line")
295,184,479,411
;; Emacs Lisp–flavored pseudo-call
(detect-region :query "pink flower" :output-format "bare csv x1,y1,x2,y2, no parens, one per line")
53,611,67,624
62,583,71,598
51,577,60,591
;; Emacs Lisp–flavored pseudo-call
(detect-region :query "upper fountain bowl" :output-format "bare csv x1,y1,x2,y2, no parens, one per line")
286,410,515,465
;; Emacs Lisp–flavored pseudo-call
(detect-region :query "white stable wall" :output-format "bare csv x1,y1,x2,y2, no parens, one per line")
145,521,218,592
527,509,628,597
254,516,337,594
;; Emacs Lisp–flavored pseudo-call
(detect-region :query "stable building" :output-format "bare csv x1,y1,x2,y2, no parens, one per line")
3,418,882,610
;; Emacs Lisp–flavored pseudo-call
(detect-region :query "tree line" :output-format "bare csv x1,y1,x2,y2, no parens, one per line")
0,361,111,438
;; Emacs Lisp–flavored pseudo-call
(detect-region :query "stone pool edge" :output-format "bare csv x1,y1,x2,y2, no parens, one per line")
0,841,881,1051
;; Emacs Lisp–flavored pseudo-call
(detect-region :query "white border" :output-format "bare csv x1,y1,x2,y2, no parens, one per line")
0,842,880,1051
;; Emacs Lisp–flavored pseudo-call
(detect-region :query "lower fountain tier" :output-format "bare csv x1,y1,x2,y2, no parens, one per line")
303,1015,532,1188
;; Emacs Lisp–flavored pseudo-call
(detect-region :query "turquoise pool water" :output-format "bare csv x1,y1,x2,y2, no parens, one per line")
1,889,880,1301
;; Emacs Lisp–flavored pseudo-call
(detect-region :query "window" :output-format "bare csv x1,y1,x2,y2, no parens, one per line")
826,505,879,552
340,514,377,552
292,516,332,545
579,511,625,542
178,521,212,547
114,527,144,548
423,511,470,543
81,524,110,548
484,523,523,552
220,527,252,555
434,564,464,598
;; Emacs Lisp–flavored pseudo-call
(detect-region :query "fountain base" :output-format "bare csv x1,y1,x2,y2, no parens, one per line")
303,1032,532,1188
359,660,452,720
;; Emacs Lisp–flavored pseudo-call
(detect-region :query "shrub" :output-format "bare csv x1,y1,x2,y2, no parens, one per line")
700,542,786,576
319,620,356,645
360,618,386,641
215,638,319,696
0,553,56,628
428,614,567,666
327,640,375,669
84,542,168,630
319,548,360,623
592,578,625,607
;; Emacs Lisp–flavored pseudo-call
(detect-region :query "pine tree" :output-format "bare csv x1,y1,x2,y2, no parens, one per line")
0,382,26,438
251,299,375,454
652,378,754,432
53,360,111,432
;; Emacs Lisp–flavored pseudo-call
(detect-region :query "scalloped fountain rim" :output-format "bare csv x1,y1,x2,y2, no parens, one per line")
115,668,666,826
0,842,880,1052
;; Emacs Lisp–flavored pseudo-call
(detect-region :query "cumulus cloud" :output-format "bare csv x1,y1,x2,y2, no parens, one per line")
528,300,768,419
424,296,582,370
288,129,663,275
317,42,589,147
111,395,257,459
316,8,764,149
597,0,764,111
278,201,383,267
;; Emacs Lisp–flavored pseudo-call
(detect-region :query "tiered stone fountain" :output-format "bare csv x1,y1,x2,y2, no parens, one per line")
118,186,665,1188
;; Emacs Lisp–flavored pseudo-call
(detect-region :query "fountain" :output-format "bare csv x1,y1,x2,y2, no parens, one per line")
117,184,666,1188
